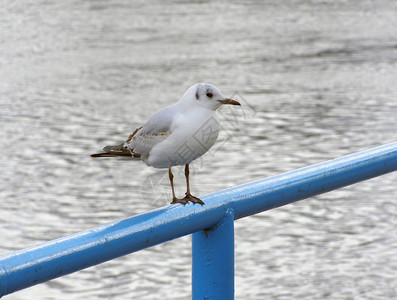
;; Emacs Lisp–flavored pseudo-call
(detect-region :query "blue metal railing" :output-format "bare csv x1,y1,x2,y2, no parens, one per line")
1,141,397,299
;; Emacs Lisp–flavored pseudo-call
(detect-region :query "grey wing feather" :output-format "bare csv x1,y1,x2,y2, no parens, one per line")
91,104,177,159
138,105,176,135
126,105,176,159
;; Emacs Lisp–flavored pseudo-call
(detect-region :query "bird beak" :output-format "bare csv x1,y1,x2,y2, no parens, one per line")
218,98,241,106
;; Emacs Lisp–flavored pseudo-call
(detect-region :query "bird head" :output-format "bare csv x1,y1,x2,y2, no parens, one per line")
182,83,240,111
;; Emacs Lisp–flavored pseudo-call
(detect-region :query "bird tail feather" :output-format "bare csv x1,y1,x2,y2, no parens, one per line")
91,125,143,158
90,143,132,157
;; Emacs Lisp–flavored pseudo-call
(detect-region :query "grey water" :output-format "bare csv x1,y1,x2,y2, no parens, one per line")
1,1,397,299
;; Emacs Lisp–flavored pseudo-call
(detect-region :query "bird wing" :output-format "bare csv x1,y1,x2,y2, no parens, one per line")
126,105,176,159
91,104,177,159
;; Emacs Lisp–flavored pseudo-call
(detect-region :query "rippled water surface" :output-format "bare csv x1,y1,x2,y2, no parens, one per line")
1,1,397,299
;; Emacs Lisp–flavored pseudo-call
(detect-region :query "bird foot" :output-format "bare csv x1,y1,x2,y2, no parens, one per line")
171,193,204,205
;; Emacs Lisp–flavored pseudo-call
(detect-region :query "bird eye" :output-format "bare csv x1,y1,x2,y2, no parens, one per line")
206,92,213,98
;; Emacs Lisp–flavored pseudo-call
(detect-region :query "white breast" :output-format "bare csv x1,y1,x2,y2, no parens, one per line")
147,107,220,168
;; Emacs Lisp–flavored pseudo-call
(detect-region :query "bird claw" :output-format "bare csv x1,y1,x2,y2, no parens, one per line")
184,194,205,205
171,198,188,205
171,194,204,205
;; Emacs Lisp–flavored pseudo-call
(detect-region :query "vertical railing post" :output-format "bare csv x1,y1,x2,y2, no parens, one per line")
192,208,235,300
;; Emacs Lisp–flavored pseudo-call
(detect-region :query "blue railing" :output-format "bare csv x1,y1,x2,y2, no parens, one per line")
1,141,397,299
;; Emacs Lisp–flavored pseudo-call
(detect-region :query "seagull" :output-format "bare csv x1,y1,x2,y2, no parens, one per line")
91,83,240,205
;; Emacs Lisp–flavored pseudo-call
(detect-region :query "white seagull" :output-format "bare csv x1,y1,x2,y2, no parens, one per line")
91,83,240,205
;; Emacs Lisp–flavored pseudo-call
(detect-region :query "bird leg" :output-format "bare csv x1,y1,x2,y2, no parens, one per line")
182,164,204,205
169,168,188,204
169,165,204,205
169,168,182,204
